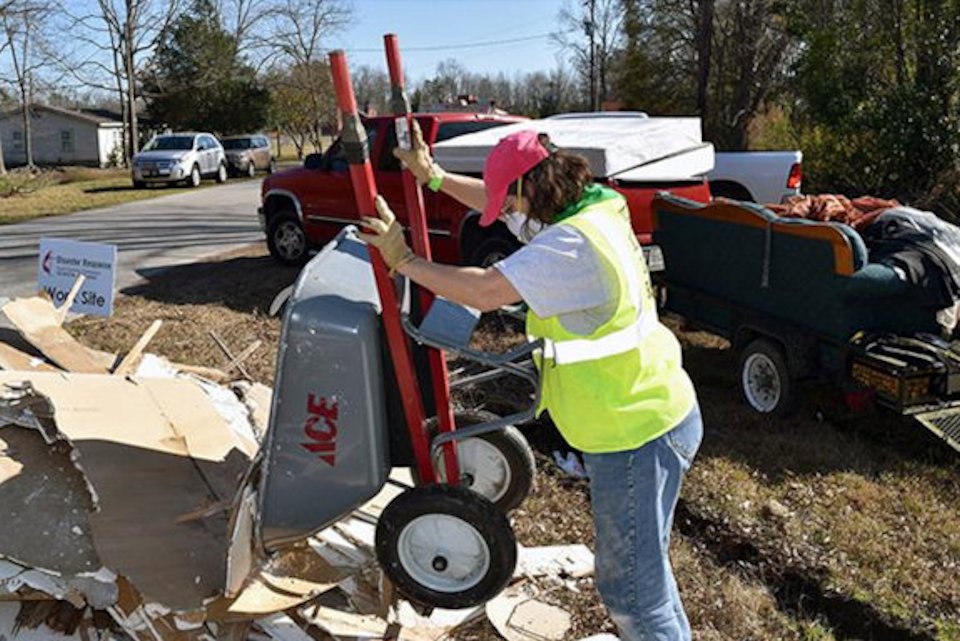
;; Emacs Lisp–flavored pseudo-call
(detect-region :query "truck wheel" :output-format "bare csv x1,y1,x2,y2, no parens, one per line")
429,410,535,512
266,210,308,265
216,163,228,183
376,485,516,609
468,234,521,267
739,338,794,414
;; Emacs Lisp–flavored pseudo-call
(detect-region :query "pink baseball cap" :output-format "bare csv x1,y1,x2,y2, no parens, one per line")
480,130,551,227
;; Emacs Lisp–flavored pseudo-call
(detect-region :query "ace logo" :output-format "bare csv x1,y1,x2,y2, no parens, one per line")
301,394,339,466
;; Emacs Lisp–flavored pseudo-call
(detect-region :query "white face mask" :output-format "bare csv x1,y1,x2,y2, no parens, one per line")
503,211,544,244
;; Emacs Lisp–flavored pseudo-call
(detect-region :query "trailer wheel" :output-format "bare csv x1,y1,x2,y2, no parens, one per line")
429,410,535,512
376,485,516,609
739,338,794,414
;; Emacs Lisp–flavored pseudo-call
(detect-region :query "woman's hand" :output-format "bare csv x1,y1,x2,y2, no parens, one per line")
392,120,444,186
358,196,415,274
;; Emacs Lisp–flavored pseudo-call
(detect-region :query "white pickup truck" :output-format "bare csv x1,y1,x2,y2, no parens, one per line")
547,112,803,205
710,150,803,204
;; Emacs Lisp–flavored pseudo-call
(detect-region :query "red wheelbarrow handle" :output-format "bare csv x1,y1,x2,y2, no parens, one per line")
329,50,437,482
383,33,461,485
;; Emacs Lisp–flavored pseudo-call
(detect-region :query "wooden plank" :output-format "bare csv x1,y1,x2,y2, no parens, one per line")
56,275,86,326
113,320,163,377
1,297,107,373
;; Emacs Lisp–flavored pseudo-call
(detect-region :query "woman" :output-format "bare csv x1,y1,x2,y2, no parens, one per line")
361,123,703,641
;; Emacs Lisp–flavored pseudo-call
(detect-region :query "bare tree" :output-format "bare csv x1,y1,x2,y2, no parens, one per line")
269,0,350,65
59,0,182,164
554,0,622,109
0,0,50,169
217,0,275,65
265,0,351,148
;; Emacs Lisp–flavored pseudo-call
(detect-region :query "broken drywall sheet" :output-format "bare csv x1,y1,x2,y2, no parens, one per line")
0,373,257,611
1,296,108,374
0,342,56,372
516,544,595,580
486,583,572,641
225,487,257,599
232,381,273,439
392,601,485,641
0,425,100,575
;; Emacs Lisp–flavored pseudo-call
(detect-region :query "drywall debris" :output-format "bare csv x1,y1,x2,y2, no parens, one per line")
486,583,572,641
515,544,595,580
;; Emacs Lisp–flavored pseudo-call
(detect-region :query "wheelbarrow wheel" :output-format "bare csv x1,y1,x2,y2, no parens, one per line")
376,484,516,609
739,338,794,415
428,410,535,512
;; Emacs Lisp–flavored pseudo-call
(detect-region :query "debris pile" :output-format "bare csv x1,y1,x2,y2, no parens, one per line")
0,289,597,640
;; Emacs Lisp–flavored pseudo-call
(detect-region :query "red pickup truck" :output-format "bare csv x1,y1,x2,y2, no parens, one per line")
258,112,711,267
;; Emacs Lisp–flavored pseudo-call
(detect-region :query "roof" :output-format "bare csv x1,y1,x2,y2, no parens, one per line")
0,103,123,126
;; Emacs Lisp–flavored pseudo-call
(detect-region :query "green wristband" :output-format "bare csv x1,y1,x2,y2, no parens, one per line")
427,172,444,193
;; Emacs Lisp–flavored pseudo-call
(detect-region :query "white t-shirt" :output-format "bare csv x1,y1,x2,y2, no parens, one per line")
493,225,617,335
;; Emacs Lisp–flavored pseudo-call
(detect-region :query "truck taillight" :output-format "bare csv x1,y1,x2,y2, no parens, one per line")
786,162,802,190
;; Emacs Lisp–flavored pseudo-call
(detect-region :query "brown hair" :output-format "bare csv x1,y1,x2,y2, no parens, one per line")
508,134,592,224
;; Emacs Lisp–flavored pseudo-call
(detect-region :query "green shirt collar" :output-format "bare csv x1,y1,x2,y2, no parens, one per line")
553,184,621,223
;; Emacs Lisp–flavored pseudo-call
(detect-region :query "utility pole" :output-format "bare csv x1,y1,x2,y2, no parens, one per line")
584,0,597,111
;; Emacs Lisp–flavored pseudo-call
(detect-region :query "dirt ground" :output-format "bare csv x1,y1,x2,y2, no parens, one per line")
67,244,960,641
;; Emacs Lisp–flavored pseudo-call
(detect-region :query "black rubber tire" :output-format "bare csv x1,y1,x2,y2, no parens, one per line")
428,410,536,512
467,233,521,267
376,485,516,609
739,337,795,415
266,210,308,265
267,158,276,174
132,180,146,189
189,164,201,188
216,162,228,183
246,160,257,178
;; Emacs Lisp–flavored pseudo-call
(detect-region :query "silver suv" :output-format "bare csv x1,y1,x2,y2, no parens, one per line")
132,133,227,188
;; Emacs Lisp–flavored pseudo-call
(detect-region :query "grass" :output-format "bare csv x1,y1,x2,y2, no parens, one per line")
64,244,960,641
0,166,252,225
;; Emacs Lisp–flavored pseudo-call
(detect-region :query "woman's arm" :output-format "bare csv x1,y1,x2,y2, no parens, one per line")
397,256,521,312
437,172,487,212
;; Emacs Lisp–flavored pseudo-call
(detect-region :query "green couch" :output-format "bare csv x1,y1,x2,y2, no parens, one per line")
652,194,940,346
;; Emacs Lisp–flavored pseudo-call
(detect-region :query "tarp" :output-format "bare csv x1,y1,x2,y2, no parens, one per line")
432,114,714,180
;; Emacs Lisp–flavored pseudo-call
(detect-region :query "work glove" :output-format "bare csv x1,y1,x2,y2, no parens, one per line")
392,119,444,187
358,196,415,275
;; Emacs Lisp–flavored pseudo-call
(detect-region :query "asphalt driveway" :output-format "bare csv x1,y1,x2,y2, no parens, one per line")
0,180,263,299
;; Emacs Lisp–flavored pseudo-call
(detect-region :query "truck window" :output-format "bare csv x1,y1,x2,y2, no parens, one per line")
325,123,378,172
435,120,512,142
377,119,513,172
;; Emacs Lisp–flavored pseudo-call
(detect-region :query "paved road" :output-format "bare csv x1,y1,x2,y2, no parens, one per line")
0,179,263,299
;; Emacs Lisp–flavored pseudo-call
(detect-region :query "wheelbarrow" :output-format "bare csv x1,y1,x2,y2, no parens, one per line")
255,227,539,609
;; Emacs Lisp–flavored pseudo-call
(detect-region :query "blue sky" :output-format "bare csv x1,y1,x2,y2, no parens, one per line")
328,0,572,83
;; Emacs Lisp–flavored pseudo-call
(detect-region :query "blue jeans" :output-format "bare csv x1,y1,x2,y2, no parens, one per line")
582,404,703,641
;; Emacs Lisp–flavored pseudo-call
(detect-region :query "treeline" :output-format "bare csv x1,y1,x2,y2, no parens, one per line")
1,0,957,211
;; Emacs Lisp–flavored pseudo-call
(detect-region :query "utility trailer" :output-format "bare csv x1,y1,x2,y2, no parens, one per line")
652,194,960,452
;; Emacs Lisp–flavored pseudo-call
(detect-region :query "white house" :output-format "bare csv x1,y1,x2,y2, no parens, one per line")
0,104,125,168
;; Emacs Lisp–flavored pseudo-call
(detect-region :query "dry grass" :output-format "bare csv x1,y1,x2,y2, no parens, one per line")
64,244,960,641
0,167,230,225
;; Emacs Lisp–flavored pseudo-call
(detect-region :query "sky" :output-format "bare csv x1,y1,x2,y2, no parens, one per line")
328,0,574,83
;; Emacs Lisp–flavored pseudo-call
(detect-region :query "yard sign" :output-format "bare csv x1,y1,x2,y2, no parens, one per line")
37,238,117,317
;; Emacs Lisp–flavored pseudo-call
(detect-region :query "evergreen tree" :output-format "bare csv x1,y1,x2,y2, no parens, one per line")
143,0,268,134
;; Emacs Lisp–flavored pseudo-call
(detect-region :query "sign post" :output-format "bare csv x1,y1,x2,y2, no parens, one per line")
37,238,117,317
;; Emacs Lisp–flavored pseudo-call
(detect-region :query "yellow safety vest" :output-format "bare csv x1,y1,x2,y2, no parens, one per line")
527,194,696,453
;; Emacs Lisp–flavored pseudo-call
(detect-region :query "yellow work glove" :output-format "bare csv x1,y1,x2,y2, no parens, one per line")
358,196,415,275
392,119,444,188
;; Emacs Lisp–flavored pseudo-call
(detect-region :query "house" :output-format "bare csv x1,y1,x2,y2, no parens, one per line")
0,104,125,168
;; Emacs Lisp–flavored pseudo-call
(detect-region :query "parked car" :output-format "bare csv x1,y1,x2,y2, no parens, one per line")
222,134,276,177
259,112,712,266
132,133,227,188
